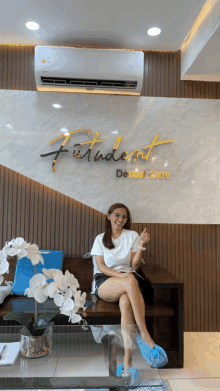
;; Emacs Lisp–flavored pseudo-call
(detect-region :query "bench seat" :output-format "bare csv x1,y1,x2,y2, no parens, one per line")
0,258,183,368
0,294,175,318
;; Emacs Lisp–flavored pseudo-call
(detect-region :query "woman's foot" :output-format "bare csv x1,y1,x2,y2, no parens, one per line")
117,364,142,386
141,334,155,349
136,334,168,368
124,366,132,370
124,361,133,370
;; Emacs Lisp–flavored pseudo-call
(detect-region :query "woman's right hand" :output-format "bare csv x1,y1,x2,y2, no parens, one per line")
117,272,132,278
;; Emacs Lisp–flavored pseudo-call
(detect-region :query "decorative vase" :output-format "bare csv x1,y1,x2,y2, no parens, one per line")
20,326,53,358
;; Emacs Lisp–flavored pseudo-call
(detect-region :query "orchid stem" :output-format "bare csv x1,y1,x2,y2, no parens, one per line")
34,266,39,327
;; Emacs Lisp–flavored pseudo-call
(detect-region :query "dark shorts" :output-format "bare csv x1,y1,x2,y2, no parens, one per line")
94,271,145,299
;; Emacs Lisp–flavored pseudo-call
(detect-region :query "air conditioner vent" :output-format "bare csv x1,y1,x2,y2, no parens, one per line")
41,77,137,90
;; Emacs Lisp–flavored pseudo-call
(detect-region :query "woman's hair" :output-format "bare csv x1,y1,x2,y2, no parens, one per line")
102,203,132,249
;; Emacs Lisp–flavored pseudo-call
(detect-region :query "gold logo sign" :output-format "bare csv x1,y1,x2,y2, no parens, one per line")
40,130,175,174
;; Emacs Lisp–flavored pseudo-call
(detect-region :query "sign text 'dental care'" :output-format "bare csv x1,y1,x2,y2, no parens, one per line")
40,130,175,179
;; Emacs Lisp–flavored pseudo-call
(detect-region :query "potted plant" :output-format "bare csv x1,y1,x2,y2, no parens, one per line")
0,238,88,358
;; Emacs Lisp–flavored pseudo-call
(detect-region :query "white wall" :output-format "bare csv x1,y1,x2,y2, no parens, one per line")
0,90,220,224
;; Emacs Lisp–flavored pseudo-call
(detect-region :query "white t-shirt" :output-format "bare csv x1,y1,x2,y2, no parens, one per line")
90,229,140,274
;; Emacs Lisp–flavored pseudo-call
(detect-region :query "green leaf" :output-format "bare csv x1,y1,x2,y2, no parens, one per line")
35,321,54,331
37,311,60,327
3,312,34,336
33,321,54,336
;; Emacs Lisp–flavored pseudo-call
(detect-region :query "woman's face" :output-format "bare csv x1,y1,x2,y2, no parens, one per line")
107,207,128,231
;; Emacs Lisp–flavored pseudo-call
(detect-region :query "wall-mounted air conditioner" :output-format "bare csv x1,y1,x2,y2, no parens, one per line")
35,46,144,96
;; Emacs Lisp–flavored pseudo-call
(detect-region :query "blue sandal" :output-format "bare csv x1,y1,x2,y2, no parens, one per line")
136,334,168,368
117,364,142,386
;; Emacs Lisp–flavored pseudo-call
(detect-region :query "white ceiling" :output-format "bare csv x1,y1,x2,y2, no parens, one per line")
1,0,220,81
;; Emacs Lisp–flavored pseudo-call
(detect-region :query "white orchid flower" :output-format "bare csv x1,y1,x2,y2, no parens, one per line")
65,270,79,292
69,312,82,323
0,249,6,262
53,290,75,311
64,287,73,299
42,271,74,299
1,237,88,325
42,270,79,300
3,237,27,258
0,275,4,285
61,298,75,312
74,290,87,308
24,286,35,298
54,273,67,292
42,268,63,279
3,238,16,250
59,288,75,311
0,259,9,275
25,243,44,265
53,288,75,316
54,293,64,307
59,305,82,324
25,285,49,303
30,273,47,288
3,238,44,266
69,304,80,314
0,250,9,276
43,281,60,298
24,273,49,303
20,240,29,251
59,307,71,316
42,269,63,298
34,286,49,303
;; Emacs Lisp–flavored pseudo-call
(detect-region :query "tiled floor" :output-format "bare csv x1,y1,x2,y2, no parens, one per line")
115,331,220,390
158,332,220,391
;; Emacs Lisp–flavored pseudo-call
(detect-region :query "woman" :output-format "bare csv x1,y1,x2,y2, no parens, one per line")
91,203,168,380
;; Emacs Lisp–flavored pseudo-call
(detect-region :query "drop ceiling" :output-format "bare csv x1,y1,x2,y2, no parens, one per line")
0,0,220,81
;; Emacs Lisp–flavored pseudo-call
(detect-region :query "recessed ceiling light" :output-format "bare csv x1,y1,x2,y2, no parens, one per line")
147,27,161,36
52,104,62,108
25,21,40,30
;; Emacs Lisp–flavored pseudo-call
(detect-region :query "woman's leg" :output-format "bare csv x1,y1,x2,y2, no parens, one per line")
119,293,137,369
98,275,155,348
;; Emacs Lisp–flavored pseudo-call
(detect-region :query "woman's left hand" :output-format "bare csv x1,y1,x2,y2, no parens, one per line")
139,228,150,246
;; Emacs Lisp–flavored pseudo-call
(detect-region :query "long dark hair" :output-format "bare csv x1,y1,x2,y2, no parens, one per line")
102,203,132,250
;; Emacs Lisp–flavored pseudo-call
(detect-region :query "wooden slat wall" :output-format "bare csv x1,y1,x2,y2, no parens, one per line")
0,165,220,332
142,51,220,98
0,167,106,258
0,45,36,91
0,45,220,333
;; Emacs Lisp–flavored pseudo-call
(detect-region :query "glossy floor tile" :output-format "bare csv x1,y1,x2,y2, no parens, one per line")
159,332,220,391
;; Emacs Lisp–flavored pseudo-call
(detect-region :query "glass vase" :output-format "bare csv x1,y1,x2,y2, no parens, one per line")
20,326,53,358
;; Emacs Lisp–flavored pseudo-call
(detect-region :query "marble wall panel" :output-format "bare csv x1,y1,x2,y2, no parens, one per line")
0,90,220,224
